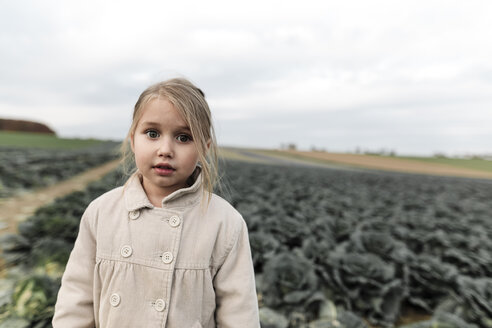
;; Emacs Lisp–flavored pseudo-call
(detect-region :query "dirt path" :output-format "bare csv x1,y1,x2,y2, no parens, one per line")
0,159,120,236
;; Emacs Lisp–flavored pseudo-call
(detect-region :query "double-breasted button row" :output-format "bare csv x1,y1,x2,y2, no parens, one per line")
154,299,166,312
120,245,174,264
120,245,133,258
129,210,140,220
110,293,166,312
110,293,121,307
161,252,174,264
169,215,181,227
129,211,181,229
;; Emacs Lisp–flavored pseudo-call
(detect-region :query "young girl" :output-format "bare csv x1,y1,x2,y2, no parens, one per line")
52,78,260,327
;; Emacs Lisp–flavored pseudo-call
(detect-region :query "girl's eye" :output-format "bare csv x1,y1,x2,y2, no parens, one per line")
146,130,159,139
176,134,192,143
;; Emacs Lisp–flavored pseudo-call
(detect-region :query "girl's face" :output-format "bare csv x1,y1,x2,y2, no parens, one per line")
131,98,199,201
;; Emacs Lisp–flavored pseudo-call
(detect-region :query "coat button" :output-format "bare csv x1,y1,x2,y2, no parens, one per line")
110,293,121,307
129,210,140,220
154,299,166,312
169,215,181,228
161,251,174,264
121,245,133,258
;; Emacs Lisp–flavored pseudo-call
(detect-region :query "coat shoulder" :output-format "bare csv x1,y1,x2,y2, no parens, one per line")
205,194,248,267
208,193,244,224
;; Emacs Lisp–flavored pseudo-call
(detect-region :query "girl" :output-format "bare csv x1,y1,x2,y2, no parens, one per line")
53,78,260,327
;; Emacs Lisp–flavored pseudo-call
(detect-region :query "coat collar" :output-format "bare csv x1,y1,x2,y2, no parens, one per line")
124,167,203,211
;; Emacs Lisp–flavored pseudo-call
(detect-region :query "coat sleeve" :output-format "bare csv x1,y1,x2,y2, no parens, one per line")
213,218,260,328
52,202,97,328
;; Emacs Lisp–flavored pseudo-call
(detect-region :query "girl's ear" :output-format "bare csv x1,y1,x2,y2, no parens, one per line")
130,134,135,152
206,139,211,150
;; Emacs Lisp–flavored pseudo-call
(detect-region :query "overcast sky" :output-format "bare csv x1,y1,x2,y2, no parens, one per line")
1,0,491,156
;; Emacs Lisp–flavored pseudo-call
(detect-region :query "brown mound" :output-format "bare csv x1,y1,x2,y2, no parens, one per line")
0,118,56,135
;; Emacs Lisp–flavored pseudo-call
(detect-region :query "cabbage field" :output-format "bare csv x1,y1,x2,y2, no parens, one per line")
1,159,491,328
0,142,119,197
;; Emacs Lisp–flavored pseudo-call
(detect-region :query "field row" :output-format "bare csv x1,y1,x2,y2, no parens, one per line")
0,142,120,198
1,161,491,327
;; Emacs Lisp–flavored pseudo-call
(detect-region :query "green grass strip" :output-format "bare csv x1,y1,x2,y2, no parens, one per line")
398,156,492,173
0,131,103,149
248,148,492,174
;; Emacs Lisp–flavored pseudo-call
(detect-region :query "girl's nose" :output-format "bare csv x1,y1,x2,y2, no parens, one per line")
157,137,174,158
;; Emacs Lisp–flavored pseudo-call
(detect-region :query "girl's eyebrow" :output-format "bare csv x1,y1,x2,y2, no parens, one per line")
139,121,160,127
140,121,191,131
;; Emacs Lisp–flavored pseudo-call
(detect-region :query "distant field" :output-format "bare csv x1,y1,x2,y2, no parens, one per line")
218,147,269,163
0,131,105,149
245,148,492,179
400,156,492,173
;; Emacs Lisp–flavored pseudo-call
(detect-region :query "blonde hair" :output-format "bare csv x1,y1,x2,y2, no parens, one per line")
120,77,219,203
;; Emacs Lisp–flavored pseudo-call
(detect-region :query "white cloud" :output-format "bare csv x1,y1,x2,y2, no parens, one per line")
1,0,492,155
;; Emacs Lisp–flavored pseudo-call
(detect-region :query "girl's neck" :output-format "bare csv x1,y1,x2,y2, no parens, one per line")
146,192,166,208
141,180,186,208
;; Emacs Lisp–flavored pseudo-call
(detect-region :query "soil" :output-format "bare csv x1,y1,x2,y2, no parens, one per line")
0,159,120,236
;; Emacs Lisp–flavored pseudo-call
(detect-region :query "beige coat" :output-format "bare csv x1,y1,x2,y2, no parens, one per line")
52,171,260,328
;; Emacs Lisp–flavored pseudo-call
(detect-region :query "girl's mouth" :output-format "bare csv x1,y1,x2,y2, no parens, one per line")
153,164,175,175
